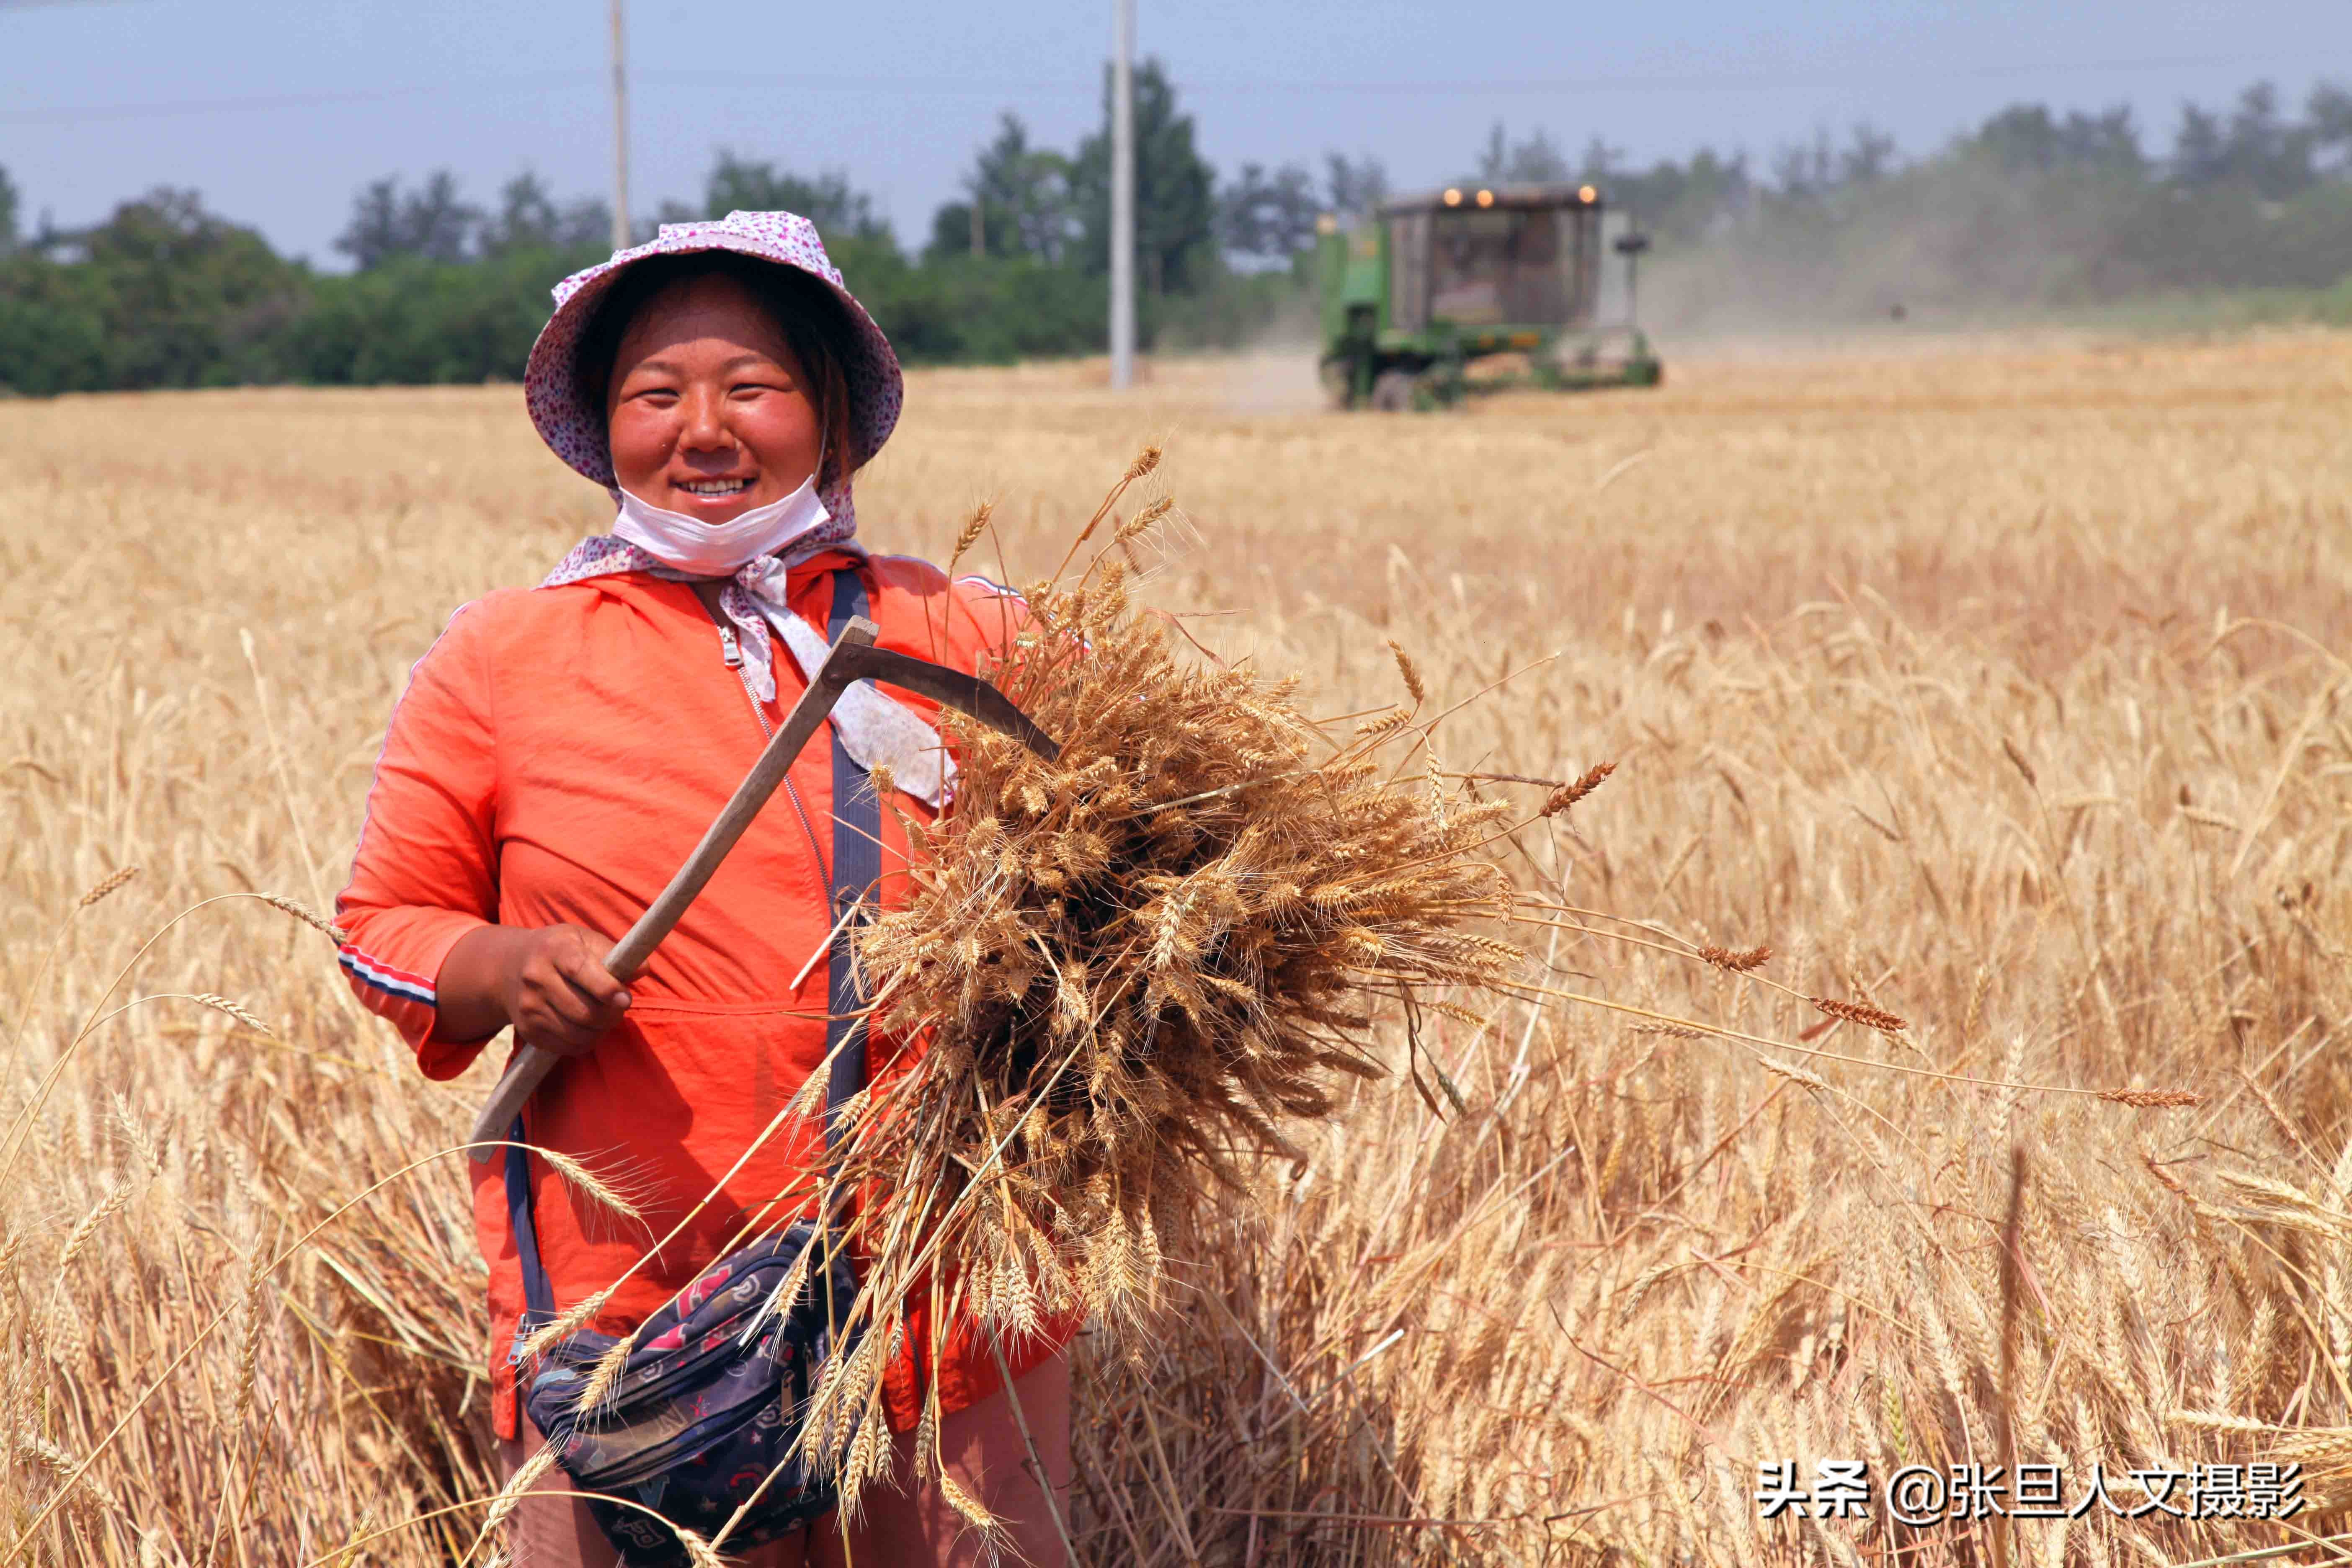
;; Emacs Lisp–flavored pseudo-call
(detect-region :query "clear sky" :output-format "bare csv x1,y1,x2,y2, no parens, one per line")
2,0,2344,267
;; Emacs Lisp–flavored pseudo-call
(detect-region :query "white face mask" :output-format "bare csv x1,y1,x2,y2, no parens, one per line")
610,460,831,577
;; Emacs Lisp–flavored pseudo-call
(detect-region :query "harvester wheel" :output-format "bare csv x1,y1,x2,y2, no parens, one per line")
1369,369,1418,413
1318,356,1357,410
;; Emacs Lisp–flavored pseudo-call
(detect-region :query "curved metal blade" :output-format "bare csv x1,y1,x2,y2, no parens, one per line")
828,644,1061,762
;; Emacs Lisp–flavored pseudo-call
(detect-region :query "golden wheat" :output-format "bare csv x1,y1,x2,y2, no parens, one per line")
772,479,1522,1524
1,328,2349,1564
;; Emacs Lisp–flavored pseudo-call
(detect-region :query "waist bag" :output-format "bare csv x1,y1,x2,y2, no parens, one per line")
505,566,884,1566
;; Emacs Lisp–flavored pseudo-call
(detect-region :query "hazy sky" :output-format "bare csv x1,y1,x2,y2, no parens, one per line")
3,0,2344,267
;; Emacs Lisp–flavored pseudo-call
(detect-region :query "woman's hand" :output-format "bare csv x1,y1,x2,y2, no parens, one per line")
433,924,632,1054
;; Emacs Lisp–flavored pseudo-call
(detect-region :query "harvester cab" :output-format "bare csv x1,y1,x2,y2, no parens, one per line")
1315,182,1662,410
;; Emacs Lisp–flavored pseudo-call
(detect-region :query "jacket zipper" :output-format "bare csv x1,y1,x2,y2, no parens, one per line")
713,618,774,740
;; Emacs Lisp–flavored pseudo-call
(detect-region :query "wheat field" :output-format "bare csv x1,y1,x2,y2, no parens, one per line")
4,326,2351,1566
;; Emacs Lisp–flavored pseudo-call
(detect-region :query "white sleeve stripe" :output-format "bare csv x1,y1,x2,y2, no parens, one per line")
954,573,1025,603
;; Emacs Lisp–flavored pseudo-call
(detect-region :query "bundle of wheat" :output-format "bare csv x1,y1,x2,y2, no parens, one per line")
775,458,1527,1527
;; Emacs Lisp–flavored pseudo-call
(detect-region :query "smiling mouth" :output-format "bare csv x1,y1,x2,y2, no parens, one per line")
678,477,753,497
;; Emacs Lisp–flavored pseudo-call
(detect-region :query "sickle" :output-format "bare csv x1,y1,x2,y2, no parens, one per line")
467,616,1057,1160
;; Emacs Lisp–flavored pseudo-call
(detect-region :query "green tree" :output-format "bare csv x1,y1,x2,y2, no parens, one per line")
1218,161,1320,263
1469,123,1573,185
949,113,1076,264
1601,147,1753,244
2311,82,2352,172
1323,152,1389,220
1070,59,1217,298
481,170,611,256
74,189,311,387
2226,83,2317,196
924,202,982,263
0,165,18,254
286,246,578,384
0,253,107,394
1837,124,1900,186
336,170,482,268
2171,84,2317,196
1973,103,2146,177
869,251,1104,363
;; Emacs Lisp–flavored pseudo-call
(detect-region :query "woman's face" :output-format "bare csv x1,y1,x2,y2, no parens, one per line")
604,273,823,525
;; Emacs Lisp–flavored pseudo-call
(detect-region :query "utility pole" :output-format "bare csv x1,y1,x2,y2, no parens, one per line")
1108,0,1135,390
609,0,631,250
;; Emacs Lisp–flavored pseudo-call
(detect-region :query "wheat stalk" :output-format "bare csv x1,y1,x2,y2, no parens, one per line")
78,867,139,908
192,993,273,1037
259,892,350,944
55,1181,134,1271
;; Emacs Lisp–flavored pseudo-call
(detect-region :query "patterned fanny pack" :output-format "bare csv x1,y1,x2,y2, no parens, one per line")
504,566,883,1566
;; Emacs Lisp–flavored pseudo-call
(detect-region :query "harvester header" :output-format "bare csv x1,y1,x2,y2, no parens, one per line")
1316,181,1661,410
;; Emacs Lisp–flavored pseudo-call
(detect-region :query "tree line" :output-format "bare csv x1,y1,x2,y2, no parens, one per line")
0,62,1378,396
1465,80,2352,324
3,72,2351,395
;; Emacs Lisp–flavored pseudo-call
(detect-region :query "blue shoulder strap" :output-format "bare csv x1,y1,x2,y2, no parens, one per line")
505,1129,552,1326
508,563,877,1328
823,567,881,1151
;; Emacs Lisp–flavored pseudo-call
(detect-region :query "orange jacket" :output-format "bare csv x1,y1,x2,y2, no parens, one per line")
334,549,1070,1441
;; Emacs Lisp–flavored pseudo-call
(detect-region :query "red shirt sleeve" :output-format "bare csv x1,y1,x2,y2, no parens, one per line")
334,599,503,1079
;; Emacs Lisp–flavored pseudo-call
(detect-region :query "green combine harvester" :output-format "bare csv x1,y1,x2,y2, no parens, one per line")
1315,182,1662,410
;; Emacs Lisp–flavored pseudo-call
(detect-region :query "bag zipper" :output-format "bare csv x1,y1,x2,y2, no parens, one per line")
528,1230,856,1487
531,1284,776,1422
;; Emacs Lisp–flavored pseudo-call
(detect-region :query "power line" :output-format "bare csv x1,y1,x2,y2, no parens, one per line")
636,69,1083,94
0,74,592,125
0,52,2330,128
0,71,1073,124
650,52,2328,95
1183,53,2337,93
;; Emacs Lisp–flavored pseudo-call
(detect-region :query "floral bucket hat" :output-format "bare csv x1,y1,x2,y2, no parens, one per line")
522,209,904,531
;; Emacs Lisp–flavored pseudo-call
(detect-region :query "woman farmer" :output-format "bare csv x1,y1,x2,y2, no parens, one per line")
335,211,1073,1567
